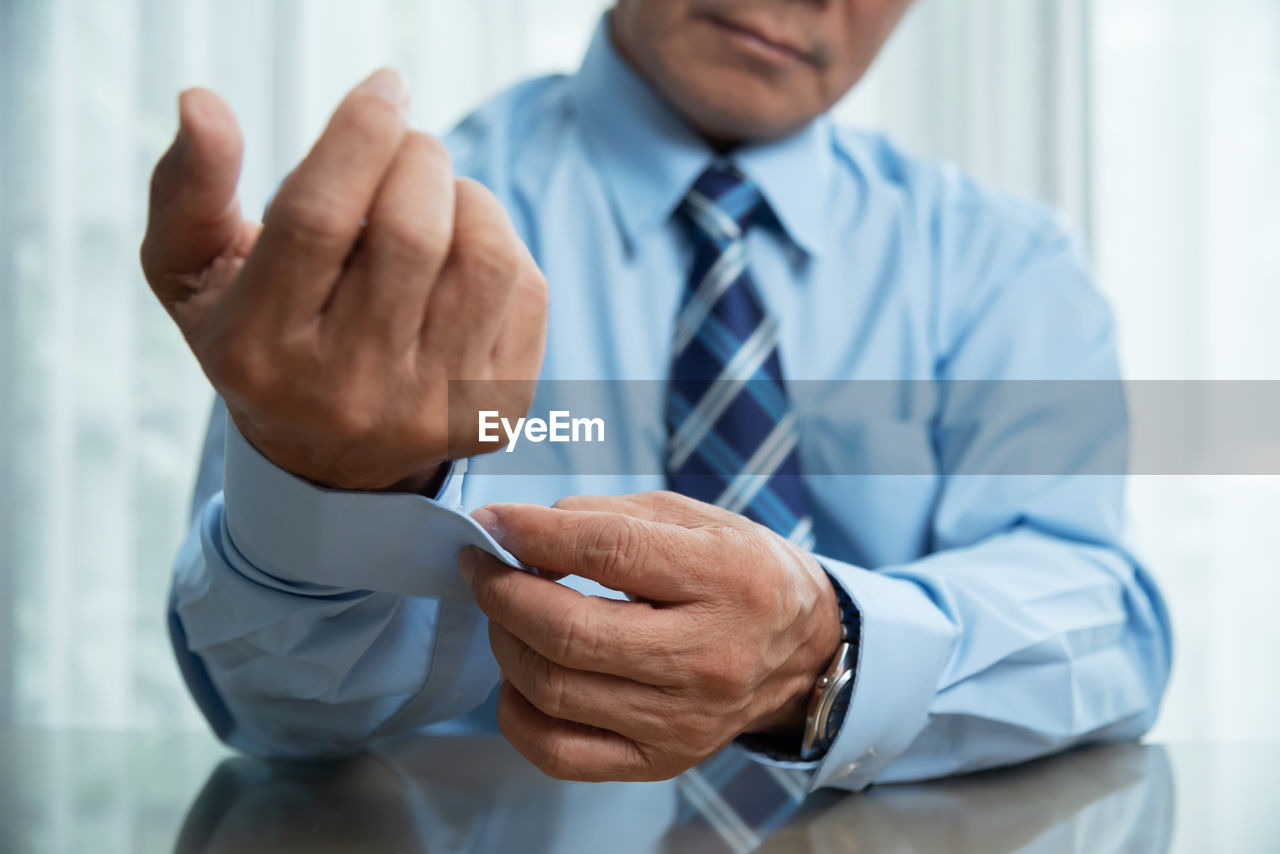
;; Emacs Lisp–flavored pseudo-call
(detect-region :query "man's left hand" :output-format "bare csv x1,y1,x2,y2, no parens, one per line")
458,491,842,782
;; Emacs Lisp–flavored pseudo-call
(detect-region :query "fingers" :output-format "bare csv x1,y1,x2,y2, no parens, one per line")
241,68,410,323
472,503,711,600
496,681,661,782
490,245,549,379
327,130,456,349
461,548,680,683
489,623,678,745
552,491,746,528
421,178,538,366
141,87,245,289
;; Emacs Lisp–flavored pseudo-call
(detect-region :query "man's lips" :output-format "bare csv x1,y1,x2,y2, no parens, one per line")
704,13,818,66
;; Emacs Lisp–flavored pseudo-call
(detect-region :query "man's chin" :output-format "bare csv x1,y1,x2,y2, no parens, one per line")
667,72,818,145
681,100,814,147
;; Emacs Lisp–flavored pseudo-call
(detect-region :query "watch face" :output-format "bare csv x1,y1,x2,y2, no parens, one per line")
803,641,856,759
821,679,855,748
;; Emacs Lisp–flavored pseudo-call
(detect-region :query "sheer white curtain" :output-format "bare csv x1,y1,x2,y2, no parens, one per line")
2,0,1277,739
0,0,611,732
1089,0,1280,743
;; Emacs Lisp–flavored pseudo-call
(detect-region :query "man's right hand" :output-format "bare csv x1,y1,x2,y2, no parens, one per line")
140,69,548,492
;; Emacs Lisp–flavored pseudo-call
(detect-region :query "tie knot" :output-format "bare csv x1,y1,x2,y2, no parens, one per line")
681,164,764,244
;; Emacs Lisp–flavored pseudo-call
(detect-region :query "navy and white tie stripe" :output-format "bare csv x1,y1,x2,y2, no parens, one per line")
664,747,810,853
662,167,819,851
665,164,815,551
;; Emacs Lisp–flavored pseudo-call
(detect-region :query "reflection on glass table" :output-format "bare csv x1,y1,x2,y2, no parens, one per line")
9,731,1280,853
173,735,1172,854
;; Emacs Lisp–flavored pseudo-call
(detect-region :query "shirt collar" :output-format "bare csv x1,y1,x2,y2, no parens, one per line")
570,15,836,257
733,117,837,257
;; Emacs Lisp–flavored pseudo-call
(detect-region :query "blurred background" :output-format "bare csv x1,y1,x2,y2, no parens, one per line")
1,0,1277,750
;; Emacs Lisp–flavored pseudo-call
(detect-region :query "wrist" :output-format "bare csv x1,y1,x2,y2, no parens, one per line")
747,558,844,736
229,408,450,493
389,461,451,497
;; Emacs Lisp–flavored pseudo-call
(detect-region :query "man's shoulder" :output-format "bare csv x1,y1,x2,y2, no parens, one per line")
831,126,1099,354
830,124,1071,251
441,74,576,186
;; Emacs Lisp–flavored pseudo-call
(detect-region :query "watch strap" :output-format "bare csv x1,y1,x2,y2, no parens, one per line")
731,571,861,763
804,571,861,759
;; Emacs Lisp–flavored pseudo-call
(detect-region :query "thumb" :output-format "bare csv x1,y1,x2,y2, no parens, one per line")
140,87,245,297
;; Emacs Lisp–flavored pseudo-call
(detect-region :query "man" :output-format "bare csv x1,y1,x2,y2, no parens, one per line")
141,0,1171,791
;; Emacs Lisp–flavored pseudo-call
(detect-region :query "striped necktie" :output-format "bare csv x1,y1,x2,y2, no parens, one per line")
665,164,814,550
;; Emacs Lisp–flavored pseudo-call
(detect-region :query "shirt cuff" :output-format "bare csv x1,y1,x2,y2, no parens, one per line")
732,565,860,763
221,415,520,599
804,557,957,790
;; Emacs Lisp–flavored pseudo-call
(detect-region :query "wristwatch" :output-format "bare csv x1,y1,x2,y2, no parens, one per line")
800,575,861,761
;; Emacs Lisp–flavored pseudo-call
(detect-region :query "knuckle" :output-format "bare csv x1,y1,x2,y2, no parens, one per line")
341,91,406,142
535,660,570,718
655,490,707,515
491,572,530,622
691,648,748,701
373,216,442,268
205,341,276,401
703,526,762,589
373,135,454,267
322,394,377,440
688,654,721,692
271,194,352,253
138,233,168,288
497,690,567,777
517,266,549,310
451,180,524,279
537,738,575,780
684,716,723,757
544,601,599,666
452,232,522,287
405,129,451,172
146,142,188,215
578,518,645,583
551,494,596,512
470,567,507,616
737,569,777,615
744,535,793,604
635,745,674,782
453,175,495,210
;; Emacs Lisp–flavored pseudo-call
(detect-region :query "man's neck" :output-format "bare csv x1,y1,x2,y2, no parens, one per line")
606,12,743,155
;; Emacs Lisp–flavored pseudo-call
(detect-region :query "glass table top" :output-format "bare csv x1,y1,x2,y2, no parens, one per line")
3,730,1277,853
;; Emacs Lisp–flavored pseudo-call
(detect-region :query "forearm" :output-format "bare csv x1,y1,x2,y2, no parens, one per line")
812,526,1171,791
168,407,504,759
170,496,497,759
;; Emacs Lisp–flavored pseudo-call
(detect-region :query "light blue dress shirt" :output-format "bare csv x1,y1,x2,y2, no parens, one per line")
169,21,1172,792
